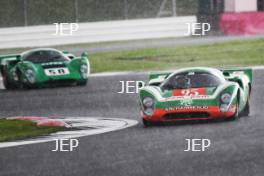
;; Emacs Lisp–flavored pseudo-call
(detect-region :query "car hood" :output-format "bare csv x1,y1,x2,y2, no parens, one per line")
140,82,236,102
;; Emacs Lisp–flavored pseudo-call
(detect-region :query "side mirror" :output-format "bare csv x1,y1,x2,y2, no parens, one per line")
223,71,230,77
68,55,74,60
161,83,173,91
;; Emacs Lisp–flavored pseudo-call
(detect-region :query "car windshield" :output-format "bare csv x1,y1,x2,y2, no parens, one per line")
23,50,70,63
161,71,222,90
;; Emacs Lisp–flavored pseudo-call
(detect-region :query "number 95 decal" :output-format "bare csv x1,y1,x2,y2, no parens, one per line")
181,89,199,96
181,88,206,96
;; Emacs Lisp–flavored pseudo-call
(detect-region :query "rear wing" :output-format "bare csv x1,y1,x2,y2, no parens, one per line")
222,68,253,83
63,51,88,60
148,71,172,86
148,68,253,86
0,54,21,66
62,51,75,59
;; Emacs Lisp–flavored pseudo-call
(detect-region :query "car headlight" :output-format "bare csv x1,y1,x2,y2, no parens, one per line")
142,97,155,116
143,97,154,107
220,104,229,112
25,69,35,83
80,64,87,73
221,93,231,104
80,64,88,79
144,108,154,116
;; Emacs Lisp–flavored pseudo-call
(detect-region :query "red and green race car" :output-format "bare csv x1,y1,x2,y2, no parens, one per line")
139,67,252,126
0,48,90,89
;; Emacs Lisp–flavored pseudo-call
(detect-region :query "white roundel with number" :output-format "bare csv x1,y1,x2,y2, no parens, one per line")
44,68,69,76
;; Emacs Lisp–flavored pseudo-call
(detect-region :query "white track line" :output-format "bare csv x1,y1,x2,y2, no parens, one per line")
251,66,264,70
0,117,138,149
90,66,264,77
0,66,263,81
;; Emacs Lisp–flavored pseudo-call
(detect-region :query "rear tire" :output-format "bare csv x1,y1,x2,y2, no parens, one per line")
2,70,16,89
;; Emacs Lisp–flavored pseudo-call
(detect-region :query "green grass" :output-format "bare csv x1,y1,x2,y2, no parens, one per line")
0,39,263,73
0,119,65,142
89,39,264,73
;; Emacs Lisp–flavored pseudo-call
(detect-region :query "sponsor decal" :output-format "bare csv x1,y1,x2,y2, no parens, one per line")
173,88,206,96
165,95,210,101
165,106,209,111
180,99,193,106
232,71,244,76
41,62,63,66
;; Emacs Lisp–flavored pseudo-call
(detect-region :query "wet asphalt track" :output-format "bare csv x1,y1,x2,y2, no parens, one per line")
0,69,264,176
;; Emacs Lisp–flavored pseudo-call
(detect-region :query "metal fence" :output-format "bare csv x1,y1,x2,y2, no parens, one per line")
0,0,198,27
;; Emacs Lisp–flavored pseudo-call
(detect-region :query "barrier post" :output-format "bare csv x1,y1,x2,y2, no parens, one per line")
74,0,79,22
23,0,28,26
197,0,224,35
124,0,129,19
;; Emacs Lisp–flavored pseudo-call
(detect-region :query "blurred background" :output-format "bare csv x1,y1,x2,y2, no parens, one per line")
0,0,263,70
0,0,198,27
0,0,264,36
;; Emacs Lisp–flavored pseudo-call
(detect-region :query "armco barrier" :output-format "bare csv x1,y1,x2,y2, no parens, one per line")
0,16,196,49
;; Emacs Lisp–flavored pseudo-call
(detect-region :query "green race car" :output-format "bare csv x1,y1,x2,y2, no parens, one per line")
0,48,90,89
139,67,252,126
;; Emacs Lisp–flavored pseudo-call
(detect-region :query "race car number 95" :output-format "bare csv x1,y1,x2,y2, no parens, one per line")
181,89,199,96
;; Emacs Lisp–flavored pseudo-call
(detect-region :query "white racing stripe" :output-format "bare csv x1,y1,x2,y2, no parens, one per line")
0,117,138,148
90,71,137,77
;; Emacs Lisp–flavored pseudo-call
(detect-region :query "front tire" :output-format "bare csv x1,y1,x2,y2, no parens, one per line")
77,80,87,86
142,119,153,127
229,100,239,121
240,84,251,117
17,70,30,89
240,100,250,117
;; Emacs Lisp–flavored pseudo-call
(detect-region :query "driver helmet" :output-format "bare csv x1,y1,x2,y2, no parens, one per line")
175,75,190,89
